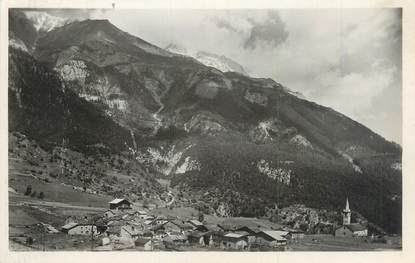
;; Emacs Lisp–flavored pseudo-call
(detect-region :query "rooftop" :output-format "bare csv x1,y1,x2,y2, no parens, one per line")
189,219,203,226
109,198,128,204
61,222,78,230
224,231,250,239
344,223,367,232
260,230,289,241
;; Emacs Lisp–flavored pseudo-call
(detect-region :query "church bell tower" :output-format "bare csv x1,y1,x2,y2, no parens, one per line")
342,198,351,225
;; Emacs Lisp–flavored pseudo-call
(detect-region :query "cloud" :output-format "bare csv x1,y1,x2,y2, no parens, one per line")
216,19,239,33
243,11,289,49
271,9,402,143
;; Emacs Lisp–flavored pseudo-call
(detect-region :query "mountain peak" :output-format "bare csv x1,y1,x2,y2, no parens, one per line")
24,11,71,32
165,43,249,76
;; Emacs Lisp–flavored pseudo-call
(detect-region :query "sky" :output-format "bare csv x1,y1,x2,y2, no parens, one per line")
45,8,402,144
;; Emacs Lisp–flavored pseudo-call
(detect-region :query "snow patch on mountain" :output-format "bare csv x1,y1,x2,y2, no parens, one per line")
290,134,312,148
195,51,248,75
24,11,70,32
165,43,248,75
286,90,306,100
257,159,291,185
175,156,201,174
165,43,188,56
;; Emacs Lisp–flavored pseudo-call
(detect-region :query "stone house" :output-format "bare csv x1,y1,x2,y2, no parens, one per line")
135,237,154,251
219,231,250,250
254,231,288,247
335,224,368,237
120,224,144,240
61,222,98,235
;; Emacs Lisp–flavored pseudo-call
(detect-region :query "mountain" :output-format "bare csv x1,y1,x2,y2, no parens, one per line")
165,43,307,99
8,10,402,234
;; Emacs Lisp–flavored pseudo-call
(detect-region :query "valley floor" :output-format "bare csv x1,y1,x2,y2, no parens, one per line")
8,153,401,252
9,186,401,251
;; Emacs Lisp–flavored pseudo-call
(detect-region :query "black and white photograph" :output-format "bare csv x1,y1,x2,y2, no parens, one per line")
3,1,413,257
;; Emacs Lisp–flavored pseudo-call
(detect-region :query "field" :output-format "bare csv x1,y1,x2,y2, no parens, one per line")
287,234,401,251
9,174,112,208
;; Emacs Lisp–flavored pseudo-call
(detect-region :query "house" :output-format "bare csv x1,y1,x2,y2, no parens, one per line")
120,224,145,240
287,229,305,240
219,231,250,250
104,209,124,218
106,224,122,238
105,219,128,238
61,222,98,235
188,231,215,246
152,215,169,225
171,219,194,232
159,221,183,233
188,219,203,228
136,210,150,219
109,198,131,210
141,214,154,221
335,224,368,237
205,224,224,234
187,219,208,232
135,237,154,251
164,232,188,244
255,231,288,247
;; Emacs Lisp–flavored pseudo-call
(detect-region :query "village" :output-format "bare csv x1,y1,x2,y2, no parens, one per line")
9,193,402,251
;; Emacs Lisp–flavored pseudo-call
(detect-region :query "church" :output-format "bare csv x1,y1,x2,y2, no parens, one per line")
335,198,368,237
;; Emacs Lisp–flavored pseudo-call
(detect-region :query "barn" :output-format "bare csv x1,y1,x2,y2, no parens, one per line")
255,230,288,247
109,198,131,210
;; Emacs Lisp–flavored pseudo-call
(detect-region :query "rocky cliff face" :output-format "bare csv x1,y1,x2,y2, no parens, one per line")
8,10,402,234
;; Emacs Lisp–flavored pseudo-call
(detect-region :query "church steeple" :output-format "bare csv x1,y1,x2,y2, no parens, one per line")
342,197,351,225
344,198,350,212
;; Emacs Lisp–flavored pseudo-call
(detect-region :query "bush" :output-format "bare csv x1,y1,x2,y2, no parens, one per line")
38,192,44,199
24,185,32,196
